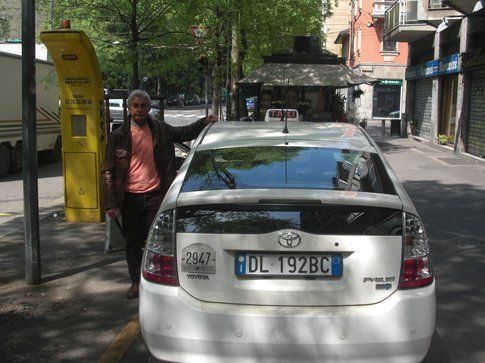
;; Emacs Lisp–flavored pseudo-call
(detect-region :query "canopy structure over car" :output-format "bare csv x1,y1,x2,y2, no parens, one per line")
238,62,376,88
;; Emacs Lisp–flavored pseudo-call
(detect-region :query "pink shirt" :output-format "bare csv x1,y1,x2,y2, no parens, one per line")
125,122,161,193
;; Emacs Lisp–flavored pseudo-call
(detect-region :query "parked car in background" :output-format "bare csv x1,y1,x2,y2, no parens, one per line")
109,98,162,128
108,99,125,131
184,94,202,106
140,122,435,363
166,94,182,108
149,100,161,121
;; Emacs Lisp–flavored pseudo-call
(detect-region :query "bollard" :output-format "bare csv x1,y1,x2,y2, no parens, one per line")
104,213,125,253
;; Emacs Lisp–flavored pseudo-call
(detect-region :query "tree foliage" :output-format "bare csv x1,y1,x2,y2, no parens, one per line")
37,0,329,100
38,0,192,90
186,0,328,117
0,5,12,41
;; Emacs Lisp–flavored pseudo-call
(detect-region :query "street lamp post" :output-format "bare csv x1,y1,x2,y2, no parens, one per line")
22,0,41,285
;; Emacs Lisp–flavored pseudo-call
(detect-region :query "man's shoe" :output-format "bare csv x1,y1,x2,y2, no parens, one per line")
126,283,139,299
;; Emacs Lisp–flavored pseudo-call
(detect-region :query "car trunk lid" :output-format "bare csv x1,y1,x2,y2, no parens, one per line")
175,191,403,306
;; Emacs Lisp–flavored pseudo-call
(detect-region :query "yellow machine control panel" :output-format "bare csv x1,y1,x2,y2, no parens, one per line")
40,23,106,222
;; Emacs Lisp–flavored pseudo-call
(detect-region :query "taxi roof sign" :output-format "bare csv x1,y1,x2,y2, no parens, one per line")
264,109,299,122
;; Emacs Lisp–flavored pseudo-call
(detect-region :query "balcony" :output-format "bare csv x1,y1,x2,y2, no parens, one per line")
372,1,395,19
443,0,484,14
384,0,437,42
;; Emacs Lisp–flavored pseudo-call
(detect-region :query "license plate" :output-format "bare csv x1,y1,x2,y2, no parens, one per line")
235,253,342,277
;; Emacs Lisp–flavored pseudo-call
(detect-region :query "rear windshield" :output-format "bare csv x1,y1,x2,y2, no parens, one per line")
181,146,395,194
176,205,403,235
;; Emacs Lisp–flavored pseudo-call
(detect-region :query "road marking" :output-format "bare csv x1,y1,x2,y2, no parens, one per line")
410,148,468,167
97,314,140,363
165,113,201,118
0,212,18,217
427,156,450,166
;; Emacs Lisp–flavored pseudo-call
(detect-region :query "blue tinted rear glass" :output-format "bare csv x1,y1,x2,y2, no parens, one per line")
176,205,402,235
181,146,395,194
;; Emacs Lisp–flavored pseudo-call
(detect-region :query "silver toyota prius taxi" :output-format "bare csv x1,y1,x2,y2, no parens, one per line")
140,121,435,363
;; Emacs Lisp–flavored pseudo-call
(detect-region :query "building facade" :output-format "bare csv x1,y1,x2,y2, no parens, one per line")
336,0,408,124
385,0,485,159
323,0,352,57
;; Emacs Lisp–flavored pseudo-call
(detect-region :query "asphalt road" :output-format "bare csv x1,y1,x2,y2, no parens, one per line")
0,159,64,238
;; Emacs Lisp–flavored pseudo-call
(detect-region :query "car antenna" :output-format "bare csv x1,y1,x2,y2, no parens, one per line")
282,68,289,134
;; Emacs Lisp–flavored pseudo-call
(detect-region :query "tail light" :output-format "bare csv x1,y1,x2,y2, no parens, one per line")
399,213,433,289
142,210,178,286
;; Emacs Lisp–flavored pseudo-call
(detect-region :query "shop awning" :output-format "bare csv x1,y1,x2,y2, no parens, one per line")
238,62,377,88
334,29,349,44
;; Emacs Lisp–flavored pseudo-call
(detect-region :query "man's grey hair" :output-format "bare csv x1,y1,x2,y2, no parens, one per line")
127,89,151,107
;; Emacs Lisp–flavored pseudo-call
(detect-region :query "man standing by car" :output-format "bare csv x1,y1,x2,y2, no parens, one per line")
101,89,217,299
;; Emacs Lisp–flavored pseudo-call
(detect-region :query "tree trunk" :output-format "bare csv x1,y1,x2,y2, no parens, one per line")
230,5,240,121
130,0,140,89
211,7,226,117
157,76,162,95
238,23,248,118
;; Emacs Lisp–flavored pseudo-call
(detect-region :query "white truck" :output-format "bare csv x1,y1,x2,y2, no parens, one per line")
0,50,61,175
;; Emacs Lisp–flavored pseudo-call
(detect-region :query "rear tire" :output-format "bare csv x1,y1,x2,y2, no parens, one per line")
11,143,22,174
0,144,11,176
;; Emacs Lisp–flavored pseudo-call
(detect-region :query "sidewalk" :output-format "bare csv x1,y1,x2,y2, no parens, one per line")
1,121,484,362
367,119,485,363
0,211,139,361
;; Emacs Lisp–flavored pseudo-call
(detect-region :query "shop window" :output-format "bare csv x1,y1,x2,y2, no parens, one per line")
372,84,401,119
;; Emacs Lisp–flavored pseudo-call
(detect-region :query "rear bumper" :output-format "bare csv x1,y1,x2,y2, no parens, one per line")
140,280,435,363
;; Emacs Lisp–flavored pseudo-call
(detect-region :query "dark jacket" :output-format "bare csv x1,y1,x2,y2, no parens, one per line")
101,115,209,210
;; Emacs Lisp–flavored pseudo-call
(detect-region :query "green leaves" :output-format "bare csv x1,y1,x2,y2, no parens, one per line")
36,0,329,92
0,4,12,41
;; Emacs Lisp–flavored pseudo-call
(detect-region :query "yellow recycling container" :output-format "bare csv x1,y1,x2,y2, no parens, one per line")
40,21,106,222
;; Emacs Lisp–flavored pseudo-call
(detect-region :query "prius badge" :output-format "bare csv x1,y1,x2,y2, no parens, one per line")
278,231,301,248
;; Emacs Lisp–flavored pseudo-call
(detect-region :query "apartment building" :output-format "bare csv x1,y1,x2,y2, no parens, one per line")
335,0,408,125
385,0,485,159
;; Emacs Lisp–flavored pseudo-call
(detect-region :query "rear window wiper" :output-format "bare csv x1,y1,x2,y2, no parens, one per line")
209,151,237,189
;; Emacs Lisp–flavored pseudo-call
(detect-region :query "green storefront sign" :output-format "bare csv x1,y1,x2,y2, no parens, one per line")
379,79,403,86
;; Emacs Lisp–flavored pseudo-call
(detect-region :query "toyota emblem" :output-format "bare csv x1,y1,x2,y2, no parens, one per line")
278,231,301,248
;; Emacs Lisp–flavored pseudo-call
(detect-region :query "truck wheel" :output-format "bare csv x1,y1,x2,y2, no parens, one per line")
11,143,22,174
0,144,11,175
51,136,62,162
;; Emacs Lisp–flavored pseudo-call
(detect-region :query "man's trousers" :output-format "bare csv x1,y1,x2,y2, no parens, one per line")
121,190,163,283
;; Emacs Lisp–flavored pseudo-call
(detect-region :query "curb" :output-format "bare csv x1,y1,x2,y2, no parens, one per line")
409,135,485,165
0,202,65,239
